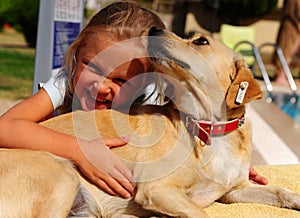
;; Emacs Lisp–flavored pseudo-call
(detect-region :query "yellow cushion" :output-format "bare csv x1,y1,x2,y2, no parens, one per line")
205,164,300,217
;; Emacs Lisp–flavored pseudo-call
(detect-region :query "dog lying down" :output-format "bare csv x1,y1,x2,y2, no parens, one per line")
1,28,300,217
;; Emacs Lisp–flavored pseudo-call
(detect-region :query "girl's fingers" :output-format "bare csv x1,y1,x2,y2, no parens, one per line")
92,176,118,197
104,135,130,148
249,166,268,185
249,166,258,176
112,155,133,181
97,173,133,199
110,167,135,194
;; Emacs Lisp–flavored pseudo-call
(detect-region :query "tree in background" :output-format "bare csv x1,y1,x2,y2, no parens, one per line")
203,0,278,25
0,0,39,47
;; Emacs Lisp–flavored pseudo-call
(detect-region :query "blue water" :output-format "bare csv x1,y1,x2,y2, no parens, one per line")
270,93,300,124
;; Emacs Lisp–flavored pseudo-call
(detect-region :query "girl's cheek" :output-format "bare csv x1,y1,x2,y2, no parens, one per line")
73,74,79,88
73,70,90,98
112,84,140,108
73,67,93,88
112,85,122,99
73,68,82,87
111,85,129,107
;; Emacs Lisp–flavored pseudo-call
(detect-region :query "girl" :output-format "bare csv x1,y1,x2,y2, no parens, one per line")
0,1,166,199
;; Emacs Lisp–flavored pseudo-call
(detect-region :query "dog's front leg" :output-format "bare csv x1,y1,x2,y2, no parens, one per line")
218,183,300,210
135,184,209,218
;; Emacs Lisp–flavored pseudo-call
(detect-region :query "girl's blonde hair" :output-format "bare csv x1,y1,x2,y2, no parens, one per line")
59,1,165,113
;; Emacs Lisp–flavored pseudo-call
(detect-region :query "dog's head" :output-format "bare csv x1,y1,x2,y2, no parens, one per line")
147,27,262,121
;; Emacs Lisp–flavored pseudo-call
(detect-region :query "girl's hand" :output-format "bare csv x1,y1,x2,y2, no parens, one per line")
249,165,268,185
75,136,134,199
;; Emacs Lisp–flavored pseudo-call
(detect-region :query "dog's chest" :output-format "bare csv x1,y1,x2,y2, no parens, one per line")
209,146,249,185
190,138,249,206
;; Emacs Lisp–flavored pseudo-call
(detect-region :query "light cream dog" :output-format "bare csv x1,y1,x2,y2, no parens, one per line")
1,28,300,217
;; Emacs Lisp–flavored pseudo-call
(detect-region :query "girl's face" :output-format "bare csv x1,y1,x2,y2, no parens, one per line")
73,33,149,111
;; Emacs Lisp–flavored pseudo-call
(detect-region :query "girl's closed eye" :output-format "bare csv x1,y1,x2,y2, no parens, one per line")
112,78,127,86
88,62,104,76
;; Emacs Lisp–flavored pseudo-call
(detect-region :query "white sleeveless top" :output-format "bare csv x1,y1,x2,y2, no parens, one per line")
42,74,66,110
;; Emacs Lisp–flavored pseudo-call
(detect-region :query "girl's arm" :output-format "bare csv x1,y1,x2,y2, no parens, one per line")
0,89,134,198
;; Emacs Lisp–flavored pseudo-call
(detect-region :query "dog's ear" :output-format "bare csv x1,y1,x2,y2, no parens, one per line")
226,59,262,109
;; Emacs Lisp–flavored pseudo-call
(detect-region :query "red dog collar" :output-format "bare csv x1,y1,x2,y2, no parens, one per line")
185,116,245,145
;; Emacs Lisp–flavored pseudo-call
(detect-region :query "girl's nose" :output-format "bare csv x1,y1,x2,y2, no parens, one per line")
93,79,112,94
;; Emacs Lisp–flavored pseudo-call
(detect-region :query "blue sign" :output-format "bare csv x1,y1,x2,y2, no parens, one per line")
53,21,80,69
33,0,84,94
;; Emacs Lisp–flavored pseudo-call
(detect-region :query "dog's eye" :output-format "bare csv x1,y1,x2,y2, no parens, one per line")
192,37,210,46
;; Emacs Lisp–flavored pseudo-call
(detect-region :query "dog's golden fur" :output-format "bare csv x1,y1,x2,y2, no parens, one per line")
1,29,300,217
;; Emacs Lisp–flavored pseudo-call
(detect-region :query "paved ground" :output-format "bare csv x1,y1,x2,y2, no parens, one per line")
0,98,21,116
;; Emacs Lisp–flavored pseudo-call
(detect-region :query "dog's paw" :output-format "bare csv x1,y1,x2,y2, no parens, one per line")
279,189,300,210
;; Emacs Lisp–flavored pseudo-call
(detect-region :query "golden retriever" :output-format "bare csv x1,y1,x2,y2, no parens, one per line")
1,28,300,217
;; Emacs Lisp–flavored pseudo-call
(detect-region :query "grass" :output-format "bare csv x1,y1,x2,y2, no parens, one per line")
0,28,34,100
0,47,35,99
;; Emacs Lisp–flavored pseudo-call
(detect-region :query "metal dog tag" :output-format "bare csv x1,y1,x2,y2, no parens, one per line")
235,81,249,104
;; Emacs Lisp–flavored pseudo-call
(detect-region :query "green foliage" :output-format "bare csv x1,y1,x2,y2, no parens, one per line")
0,0,39,47
203,0,278,23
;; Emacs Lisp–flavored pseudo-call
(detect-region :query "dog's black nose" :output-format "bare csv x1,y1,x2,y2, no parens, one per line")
149,27,163,36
